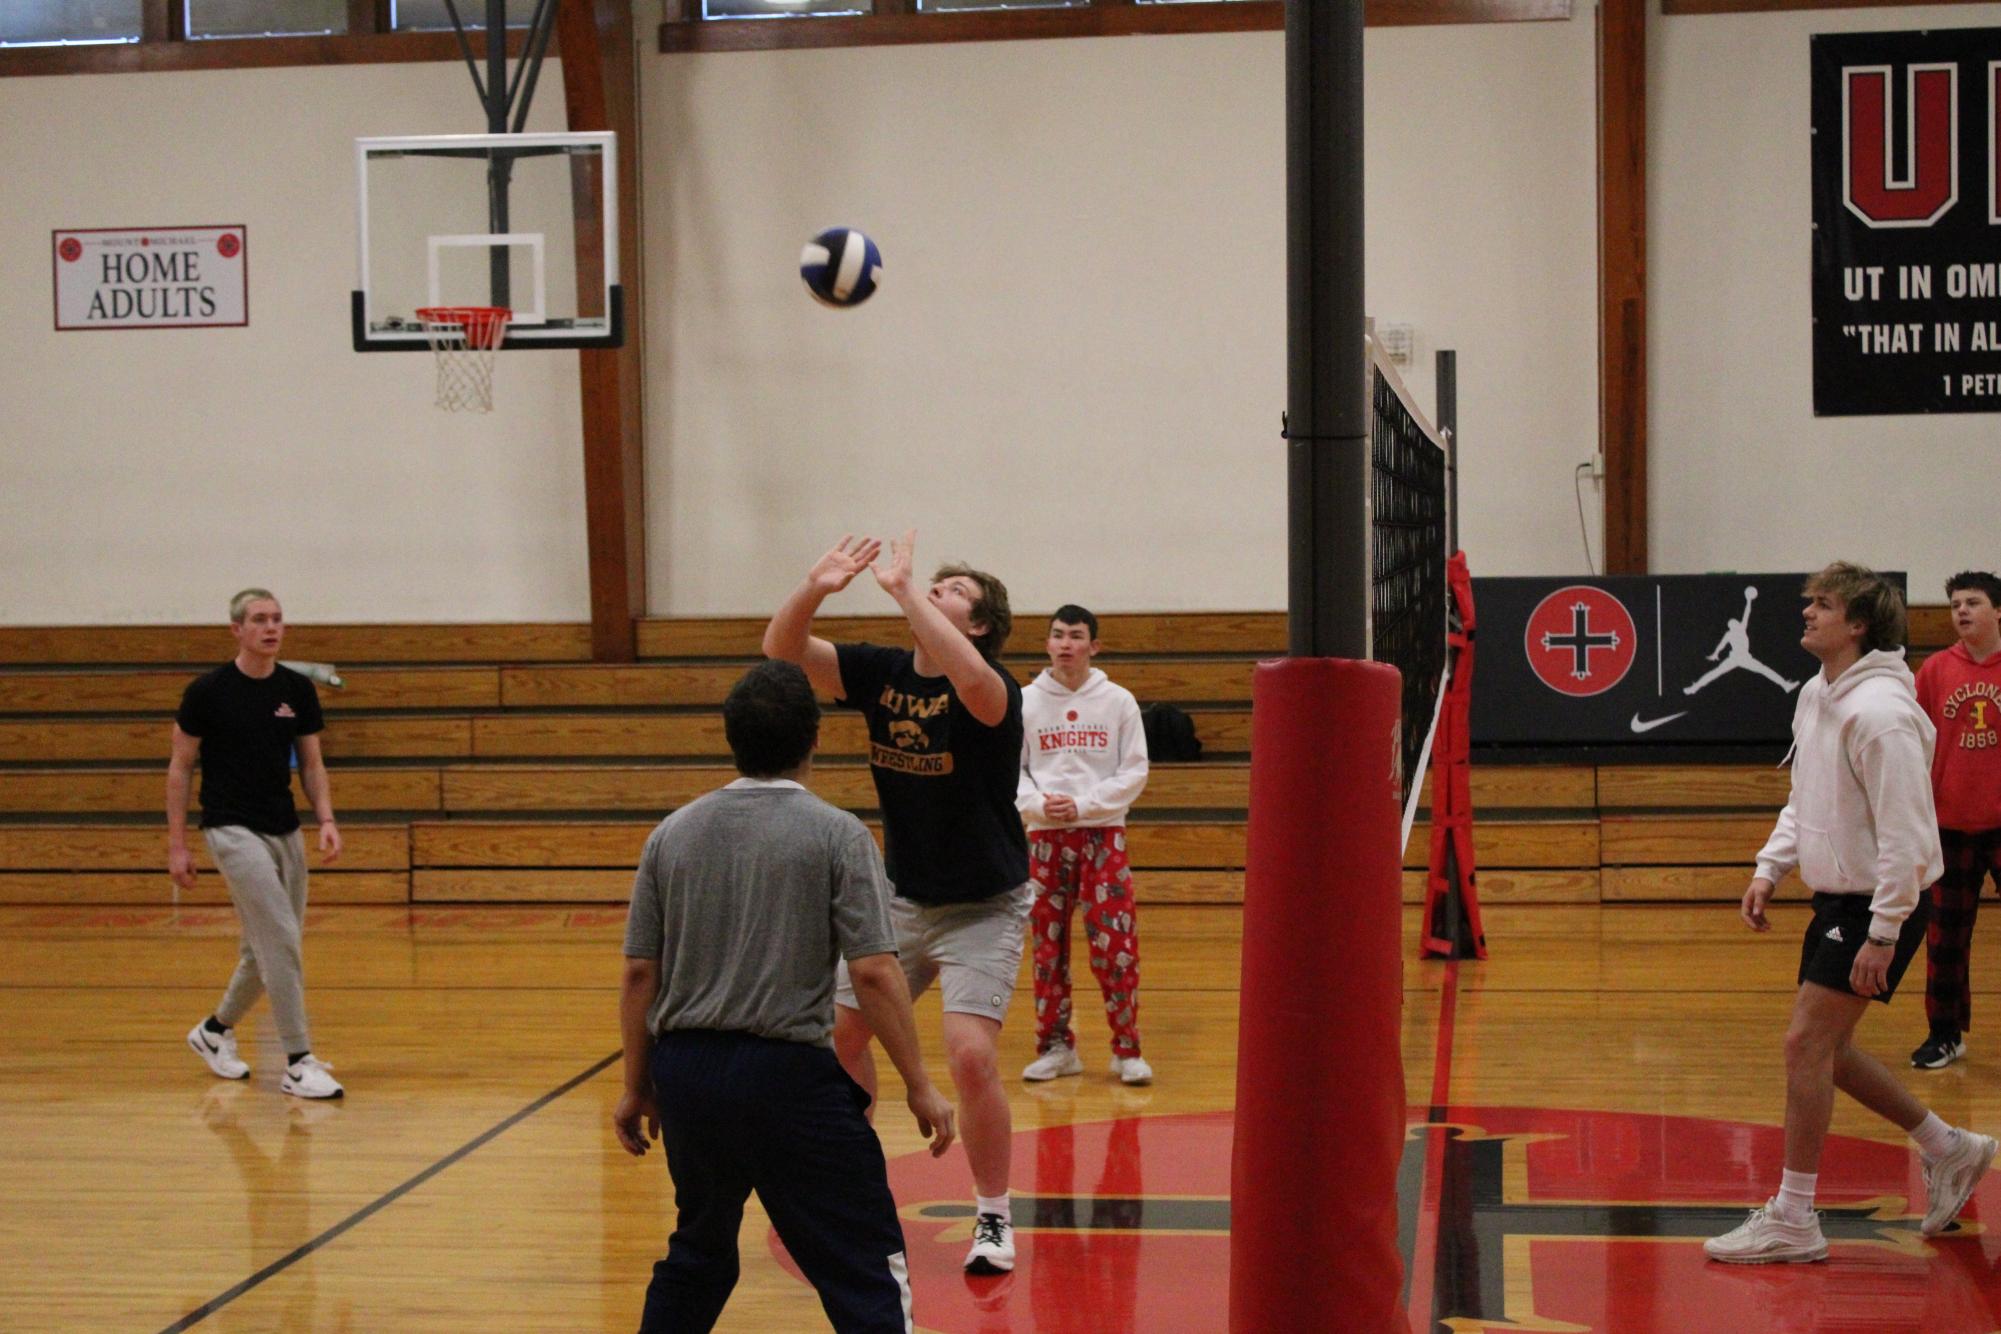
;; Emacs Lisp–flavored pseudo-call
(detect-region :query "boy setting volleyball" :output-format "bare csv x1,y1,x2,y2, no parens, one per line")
1017,605,1153,1086
1706,563,1993,1264
1911,570,2001,1070
764,532,1030,1276
170,589,344,1100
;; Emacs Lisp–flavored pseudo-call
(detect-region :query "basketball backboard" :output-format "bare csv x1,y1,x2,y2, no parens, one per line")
353,130,621,351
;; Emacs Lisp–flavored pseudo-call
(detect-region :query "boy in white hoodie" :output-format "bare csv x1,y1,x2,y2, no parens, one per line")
1707,562,1996,1264
1016,606,1153,1085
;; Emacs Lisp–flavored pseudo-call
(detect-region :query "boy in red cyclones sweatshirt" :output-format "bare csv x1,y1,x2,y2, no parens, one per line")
1912,570,2001,1070
1016,606,1153,1086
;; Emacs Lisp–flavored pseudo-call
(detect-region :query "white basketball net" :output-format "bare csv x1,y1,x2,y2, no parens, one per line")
416,306,511,413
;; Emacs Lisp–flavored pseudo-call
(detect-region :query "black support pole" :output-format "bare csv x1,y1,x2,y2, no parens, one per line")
485,0,512,308
1285,0,1368,661
1437,348,1458,554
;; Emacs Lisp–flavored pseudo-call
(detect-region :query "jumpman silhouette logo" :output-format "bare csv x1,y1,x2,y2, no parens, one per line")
1683,586,1800,696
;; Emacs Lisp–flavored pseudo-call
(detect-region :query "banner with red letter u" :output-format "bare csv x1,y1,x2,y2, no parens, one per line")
1811,27,2001,415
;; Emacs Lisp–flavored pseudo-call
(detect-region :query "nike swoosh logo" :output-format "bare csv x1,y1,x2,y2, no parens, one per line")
1629,711,1689,734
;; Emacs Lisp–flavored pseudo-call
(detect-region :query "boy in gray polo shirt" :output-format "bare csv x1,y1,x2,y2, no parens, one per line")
616,661,955,1334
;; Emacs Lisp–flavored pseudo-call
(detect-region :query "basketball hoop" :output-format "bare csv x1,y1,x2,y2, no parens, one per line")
415,306,511,412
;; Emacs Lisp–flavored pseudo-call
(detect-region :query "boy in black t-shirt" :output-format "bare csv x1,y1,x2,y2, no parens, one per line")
764,531,1030,1276
169,589,345,1100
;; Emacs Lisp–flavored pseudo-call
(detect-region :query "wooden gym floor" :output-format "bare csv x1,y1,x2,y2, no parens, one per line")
8,898,2001,1332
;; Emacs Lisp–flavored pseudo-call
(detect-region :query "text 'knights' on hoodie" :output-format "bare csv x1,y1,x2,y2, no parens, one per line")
1016,667,1149,830
1754,647,1945,940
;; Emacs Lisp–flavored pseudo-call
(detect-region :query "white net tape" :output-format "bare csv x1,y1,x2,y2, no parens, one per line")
417,308,511,413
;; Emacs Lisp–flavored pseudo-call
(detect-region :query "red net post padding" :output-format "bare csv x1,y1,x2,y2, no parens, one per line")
1421,552,1488,960
1232,658,1408,1332
414,305,512,412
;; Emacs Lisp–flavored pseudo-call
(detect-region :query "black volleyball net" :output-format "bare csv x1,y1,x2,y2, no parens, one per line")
1368,341,1452,846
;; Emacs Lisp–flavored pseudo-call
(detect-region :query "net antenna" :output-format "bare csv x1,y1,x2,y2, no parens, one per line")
1366,332,1453,848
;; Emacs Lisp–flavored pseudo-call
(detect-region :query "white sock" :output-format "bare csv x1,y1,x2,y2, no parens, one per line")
1775,1169,1817,1221
975,1194,1011,1223
1913,1112,1959,1160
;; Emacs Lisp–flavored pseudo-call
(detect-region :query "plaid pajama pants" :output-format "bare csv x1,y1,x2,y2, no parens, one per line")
1028,827,1142,1059
1924,826,2001,1035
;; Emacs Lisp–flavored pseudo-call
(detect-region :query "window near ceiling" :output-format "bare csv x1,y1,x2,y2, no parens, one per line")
184,0,346,39
701,0,870,17
392,0,542,30
0,0,143,47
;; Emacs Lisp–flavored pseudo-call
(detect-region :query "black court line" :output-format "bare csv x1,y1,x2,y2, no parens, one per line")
157,1049,621,1333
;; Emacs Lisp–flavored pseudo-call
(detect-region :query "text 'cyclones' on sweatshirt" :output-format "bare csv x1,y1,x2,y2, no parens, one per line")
1916,640,2001,832
1754,647,1945,941
1016,667,1149,830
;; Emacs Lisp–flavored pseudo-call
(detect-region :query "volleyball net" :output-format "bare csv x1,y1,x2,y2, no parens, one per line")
1367,339,1452,847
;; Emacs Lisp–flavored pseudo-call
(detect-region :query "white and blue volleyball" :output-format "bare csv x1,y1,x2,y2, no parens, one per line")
799,228,881,308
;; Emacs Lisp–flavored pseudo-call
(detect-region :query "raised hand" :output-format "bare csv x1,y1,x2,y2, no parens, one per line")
808,535,883,597
873,528,917,600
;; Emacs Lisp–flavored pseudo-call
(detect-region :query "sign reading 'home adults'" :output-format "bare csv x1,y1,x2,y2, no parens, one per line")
1811,27,2001,414
52,226,247,331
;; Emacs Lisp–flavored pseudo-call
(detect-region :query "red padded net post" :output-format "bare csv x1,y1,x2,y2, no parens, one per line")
1232,658,1408,1332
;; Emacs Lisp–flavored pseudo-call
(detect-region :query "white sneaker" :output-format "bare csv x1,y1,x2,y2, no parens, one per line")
1110,1055,1153,1085
1023,1046,1083,1081
187,1022,248,1080
1923,1130,1998,1235
964,1212,1015,1274
1703,1200,1828,1263
281,1054,344,1100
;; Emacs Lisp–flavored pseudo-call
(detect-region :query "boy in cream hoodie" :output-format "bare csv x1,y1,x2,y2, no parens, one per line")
1707,562,1995,1264
1016,606,1153,1085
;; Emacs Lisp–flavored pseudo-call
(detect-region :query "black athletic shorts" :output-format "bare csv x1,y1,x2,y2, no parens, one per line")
1796,891,1931,1004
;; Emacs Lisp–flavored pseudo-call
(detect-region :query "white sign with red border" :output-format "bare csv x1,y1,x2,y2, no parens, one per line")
52,225,248,331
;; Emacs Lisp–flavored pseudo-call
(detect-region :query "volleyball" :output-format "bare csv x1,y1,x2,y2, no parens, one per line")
799,228,881,308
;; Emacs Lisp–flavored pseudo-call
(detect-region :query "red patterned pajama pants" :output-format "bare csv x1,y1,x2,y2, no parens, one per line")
1925,827,2001,1035
1029,826,1142,1059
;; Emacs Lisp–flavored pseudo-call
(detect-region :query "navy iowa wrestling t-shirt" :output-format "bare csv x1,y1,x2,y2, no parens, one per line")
835,643,1027,906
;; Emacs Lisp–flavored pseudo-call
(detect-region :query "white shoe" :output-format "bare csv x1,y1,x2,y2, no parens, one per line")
964,1212,1015,1274
187,1022,248,1080
1110,1055,1153,1085
1923,1130,1998,1235
1703,1200,1828,1263
281,1054,344,1100
1023,1046,1083,1081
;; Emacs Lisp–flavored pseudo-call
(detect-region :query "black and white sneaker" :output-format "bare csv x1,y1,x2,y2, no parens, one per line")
964,1212,1015,1274
187,1021,249,1080
1913,1032,1967,1070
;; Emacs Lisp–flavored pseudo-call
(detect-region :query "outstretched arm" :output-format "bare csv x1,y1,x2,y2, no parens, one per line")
873,530,1009,726
764,535,883,699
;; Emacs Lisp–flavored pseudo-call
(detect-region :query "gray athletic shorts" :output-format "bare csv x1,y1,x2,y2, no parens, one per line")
835,883,1032,1024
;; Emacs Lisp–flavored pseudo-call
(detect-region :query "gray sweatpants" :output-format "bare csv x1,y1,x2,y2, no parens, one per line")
204,825,312,1055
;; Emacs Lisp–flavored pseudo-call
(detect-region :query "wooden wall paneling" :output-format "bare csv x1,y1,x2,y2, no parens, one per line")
1598,0,1647,572
556,0,646,663
1594,763,1789,810
1664,0,1995,12
0,870,408,906
1598,813,1775,865
659,0,1572,54
0,823,409,871
0,623,592,666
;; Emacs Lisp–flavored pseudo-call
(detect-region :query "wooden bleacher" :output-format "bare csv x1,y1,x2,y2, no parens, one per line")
0,608,1957,909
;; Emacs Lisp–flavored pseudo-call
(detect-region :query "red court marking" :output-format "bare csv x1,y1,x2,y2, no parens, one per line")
1405,959,1459,1333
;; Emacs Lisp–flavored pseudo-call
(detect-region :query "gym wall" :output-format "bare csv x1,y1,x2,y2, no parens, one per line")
1649,3,1996,597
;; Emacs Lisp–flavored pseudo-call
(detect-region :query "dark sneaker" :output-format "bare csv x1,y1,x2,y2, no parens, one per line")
1913,1032,1967,1070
